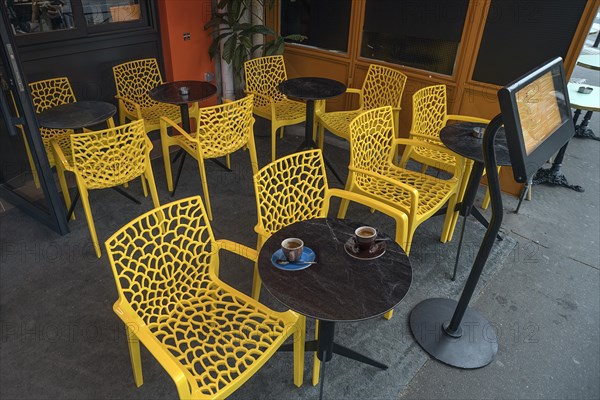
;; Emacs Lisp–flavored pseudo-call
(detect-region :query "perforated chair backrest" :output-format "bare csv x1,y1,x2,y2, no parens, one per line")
361,65,408,111
195,95,255,158
244,55,288,105
410,84,448,139
105,196,216,327
29,77,76,112
349,106,395,174
113,58,163,109
254,149,328,235
70,120,148,189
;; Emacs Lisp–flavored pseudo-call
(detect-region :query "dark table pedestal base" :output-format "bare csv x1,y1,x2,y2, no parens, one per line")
532,167,584,192
573,110,600,141
410,298,497,369
280,320,387,400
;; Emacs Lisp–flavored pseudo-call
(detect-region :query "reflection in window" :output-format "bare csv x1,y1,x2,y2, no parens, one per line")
361,0,469,75
7,0,75,35
281,0,352,53
82,0,140,26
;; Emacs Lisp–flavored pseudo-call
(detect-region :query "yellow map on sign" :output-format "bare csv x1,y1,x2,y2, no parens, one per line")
516,71,563,154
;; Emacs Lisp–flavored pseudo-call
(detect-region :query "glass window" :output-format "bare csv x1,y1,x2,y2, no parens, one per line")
81,0,140,26
360,0,469,75
7,0,76,35
281,0,352,53
472,0,587,86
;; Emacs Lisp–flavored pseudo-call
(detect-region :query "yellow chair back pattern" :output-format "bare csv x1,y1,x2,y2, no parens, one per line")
362,64,408,111
348,106,396,175
243,55,288,109
112,58,163,111
410,84,447,141
254,149,328,236
70,120,147,189
160,96,258,221
105,196,304,399
29,77,76,167
194,95,255,159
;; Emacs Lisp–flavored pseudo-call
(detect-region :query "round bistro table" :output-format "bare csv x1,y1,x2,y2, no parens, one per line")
278,77,346,183
258,217,412,400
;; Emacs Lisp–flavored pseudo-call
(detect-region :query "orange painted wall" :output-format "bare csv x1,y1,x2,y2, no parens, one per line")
158,0,216,105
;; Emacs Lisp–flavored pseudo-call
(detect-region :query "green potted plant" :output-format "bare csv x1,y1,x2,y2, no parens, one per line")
204,0,305,97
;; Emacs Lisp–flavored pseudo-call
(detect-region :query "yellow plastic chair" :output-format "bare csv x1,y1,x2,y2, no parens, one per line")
253,149,409,386
28,77,116,212
253,149,408,300
244,55,306,161
51,120,160,258
112,58,194,132
316,64,407,146
104,196,305,399
160,95,257,221
340,106,465,254
400,84,496,238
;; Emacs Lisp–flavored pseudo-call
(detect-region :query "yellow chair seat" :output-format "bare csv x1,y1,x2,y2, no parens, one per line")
411,137,457,168
105,196,304,398
139,102,181,126
253,99,306,122
317,110,359,140
354,166,456,218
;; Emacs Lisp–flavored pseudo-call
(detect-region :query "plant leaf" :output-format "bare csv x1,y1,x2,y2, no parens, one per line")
222,35,238,63
283,34,307,42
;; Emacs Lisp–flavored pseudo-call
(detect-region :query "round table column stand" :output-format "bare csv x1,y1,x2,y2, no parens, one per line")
410,114,505,369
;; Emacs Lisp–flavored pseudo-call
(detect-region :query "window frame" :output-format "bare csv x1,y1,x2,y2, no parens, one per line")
10,0,151,46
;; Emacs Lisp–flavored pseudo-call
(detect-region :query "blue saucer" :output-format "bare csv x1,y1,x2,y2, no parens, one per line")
271,247,316,271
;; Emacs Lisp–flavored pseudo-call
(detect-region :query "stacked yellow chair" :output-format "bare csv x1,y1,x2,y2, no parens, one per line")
400,84,496,237
316,64,407,147
253,149,409,386
112,58,193,132
51,119,159,257
104,196,305,399
340,106,465,254
244,55,306,161
160,95,257,221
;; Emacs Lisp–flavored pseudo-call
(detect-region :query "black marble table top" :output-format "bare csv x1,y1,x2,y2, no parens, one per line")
149,80,217,105
440,122,512,166
278,77,346,101
36,101,116,130
257,218,412,322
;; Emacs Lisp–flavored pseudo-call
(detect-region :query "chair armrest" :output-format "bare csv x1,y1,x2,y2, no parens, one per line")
407,132,443,142
254,224,271,240
346,88,362,95
115,95,142,119
113,301,191,397
215,239,258,262
446,114,490,124
50,139,73,172
327,188,408,248
160,116,196,143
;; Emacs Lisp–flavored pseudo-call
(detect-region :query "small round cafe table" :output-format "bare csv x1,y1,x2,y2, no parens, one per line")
258,217,412,400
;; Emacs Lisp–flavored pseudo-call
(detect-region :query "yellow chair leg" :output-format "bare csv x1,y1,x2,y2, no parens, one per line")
78,184,101,258
197,158,213,221
384,309,394,320
420,164,428,174
441,193,459,244
317,124,325,150
226,154,231,170
55,164,75,221
279,126,284,139
399,145,412,168
140,175,148,197
161,127,174,192
144,167,161,209
312,320,320,386
107,117,115,128
125,324,144,388
293,315,306,387
271,124,278,162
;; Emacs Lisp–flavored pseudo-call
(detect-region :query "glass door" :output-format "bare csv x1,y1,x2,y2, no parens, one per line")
0,9,68,234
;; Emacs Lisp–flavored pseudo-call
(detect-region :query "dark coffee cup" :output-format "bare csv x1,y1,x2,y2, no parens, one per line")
354,226,377,250
281,238,304,262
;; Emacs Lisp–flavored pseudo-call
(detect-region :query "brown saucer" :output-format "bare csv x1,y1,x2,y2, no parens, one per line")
344,237,386,260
